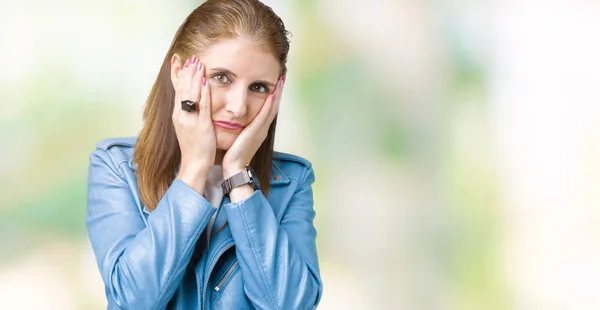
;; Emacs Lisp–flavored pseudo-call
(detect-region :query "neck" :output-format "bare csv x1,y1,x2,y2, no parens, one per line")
214,149,226,166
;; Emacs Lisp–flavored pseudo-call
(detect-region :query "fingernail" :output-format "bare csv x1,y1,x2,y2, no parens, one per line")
202,77,206,86
191,55,197,64
198,63,203,72
282,75,286,84
184,59,190,68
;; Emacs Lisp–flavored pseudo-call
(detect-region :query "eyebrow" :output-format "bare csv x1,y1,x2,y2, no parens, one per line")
210,67,276,87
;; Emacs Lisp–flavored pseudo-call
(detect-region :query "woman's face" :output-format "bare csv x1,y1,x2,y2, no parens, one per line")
173,37,281,151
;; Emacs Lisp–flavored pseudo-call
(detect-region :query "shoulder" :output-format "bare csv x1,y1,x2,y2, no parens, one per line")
273,151,314,183
95,136,137,150
91,136,137,170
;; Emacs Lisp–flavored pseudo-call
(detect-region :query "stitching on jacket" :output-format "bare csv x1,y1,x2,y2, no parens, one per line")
98,146,120,169
96,137,136,151
274,165,308,221
301,167,322,308
294,166,312,195
276,162,311,182
273,151,312,168
115,160,130,182
239,200,280,308
153,189,215,309
95,149,128,184
154,201,212,307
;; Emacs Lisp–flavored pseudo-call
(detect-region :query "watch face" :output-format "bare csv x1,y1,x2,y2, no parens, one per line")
246,166,260,190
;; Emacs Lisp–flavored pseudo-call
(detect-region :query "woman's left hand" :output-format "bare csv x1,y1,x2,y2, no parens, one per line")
222,77,285,178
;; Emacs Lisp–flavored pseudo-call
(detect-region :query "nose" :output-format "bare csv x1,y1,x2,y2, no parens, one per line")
225,84,247,118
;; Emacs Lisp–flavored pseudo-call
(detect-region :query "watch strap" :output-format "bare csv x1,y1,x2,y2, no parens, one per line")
221,169,252,196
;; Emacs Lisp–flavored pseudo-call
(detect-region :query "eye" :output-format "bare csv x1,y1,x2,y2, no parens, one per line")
250,83,268,94
212,74,230,84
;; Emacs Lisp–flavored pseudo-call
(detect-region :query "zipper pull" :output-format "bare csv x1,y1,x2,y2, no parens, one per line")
215,261,239,291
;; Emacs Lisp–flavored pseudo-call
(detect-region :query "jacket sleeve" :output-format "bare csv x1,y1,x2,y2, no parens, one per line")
223,166,323,310
86,149,216,310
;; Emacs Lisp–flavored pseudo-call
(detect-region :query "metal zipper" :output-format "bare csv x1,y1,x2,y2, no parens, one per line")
215,260,239,291
201,241,235,310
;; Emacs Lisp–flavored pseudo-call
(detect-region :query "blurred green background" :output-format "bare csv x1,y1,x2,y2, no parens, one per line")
1,0,600,309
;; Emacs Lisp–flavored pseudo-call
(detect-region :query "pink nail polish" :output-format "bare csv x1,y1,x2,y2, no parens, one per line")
191,55,197,64
282,75,287,83
184,59,190,68
202,77,206,86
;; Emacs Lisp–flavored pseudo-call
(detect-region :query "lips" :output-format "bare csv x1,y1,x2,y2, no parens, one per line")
213,121,244,130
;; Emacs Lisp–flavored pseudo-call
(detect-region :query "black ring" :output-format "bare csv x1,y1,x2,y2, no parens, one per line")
181,100,197,112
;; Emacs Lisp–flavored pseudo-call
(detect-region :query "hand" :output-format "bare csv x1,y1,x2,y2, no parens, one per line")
222,76,285,178
172,55,215,192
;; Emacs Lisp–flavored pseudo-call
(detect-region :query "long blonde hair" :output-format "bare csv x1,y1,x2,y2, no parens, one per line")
134,0,290,211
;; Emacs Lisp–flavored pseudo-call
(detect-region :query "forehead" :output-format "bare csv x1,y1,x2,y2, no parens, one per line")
200,37,281,79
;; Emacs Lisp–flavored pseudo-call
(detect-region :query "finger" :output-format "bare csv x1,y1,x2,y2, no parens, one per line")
173,57,193,119
172,58,189,121
260,78,283,125
250,85,277,127
268,79,284,121
179,56,196,104
178,57,204,129
189,60,204,105
198,74,212,119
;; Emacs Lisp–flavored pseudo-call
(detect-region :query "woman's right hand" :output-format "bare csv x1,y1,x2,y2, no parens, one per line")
172,55,215,193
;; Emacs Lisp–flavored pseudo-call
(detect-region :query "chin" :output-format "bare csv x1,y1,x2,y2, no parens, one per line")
215,132,237,151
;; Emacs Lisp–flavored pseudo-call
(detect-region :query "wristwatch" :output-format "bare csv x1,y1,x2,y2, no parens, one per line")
221,165,260,196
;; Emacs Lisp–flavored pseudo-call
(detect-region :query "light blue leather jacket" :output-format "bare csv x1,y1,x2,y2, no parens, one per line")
86,137,323,310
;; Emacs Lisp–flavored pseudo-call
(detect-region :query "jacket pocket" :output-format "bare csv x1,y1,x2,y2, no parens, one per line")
214,260,239,292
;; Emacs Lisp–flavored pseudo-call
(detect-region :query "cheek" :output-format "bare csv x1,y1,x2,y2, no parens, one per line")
247,98,266,121
209,88,227,116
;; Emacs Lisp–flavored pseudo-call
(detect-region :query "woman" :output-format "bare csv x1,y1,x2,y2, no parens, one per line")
86,0,323,309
